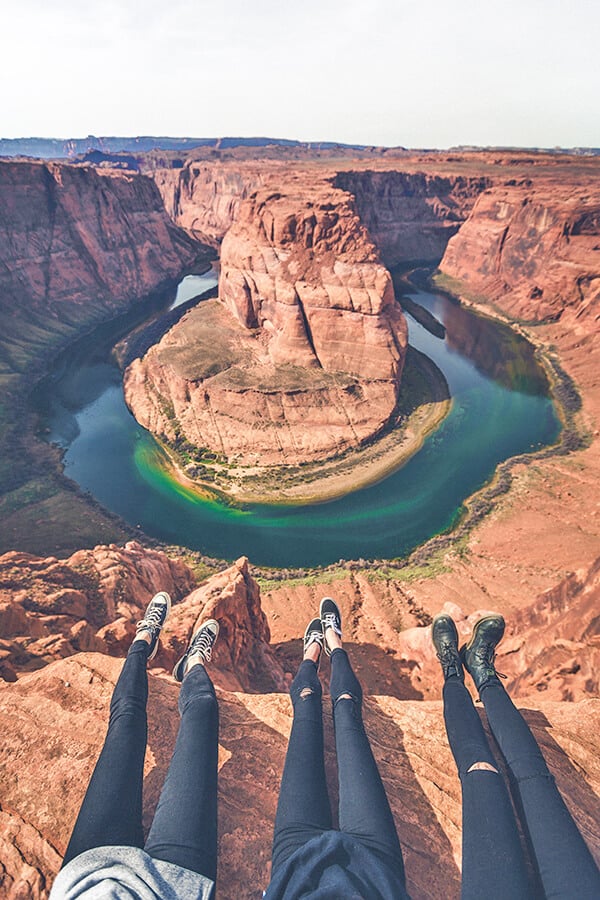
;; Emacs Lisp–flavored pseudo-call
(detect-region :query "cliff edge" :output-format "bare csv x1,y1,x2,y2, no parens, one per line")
1,545,599,899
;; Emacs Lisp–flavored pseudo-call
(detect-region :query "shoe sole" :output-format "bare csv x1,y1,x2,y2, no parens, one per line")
319,597,342,657
173,619,219,682
146,591,172,661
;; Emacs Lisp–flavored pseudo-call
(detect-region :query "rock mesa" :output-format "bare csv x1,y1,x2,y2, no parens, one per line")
124,182,408,465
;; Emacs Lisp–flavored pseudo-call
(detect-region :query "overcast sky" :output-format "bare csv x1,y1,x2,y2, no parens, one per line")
1,0,598,147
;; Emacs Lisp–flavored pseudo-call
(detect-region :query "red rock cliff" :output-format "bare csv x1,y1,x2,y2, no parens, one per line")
152,161,268,245
0,159,201,382
334,170,489,267
440,178,600,323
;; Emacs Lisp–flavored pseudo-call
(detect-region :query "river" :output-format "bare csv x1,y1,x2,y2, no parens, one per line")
34,273,560,567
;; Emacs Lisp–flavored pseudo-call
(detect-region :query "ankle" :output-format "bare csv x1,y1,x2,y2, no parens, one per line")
325,630,343,653
303,642,321,664
132,632,152,647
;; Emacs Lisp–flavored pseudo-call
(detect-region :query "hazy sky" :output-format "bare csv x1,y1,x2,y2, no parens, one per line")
1,0,598,147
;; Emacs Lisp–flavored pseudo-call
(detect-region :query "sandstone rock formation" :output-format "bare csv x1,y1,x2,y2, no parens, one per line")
440,178,600,324
124,182,408,465
333,170,489,267
0,541,194,681
130,152,600,472
0,159,201,383
0,158,209,556
0,543,285,692
152,161,268,245
1,550,599,899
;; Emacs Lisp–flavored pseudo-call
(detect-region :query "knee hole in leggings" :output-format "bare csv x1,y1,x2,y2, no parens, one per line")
299,687,314,700
467,761,499,774
334,692,360,708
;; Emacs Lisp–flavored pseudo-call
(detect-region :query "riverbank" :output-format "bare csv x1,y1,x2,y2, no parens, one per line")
156,346,451,505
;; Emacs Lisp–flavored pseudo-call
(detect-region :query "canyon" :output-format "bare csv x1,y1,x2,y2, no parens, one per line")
0,145,599,897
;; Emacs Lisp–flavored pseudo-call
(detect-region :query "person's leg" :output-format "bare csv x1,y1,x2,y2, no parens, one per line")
271,636,333,872
145,621,220,881
62,641,150,865
481,681,600,899
319,598,404,874
463,614,600,899
433,613,530,900
443,678,530,899
329,646,405,881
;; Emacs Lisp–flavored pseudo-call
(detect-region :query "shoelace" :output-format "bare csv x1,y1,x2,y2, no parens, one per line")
305,630,324,648
436,644,460,671
194,631,215,662
322,613,341,634
137,604,165,634
473,644,507,679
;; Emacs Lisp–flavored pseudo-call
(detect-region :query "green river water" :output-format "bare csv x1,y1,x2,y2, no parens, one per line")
36,273,561,567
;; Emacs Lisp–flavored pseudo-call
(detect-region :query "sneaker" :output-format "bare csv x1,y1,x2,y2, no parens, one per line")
461,614,506,694
304,617,324,663
431,613,464,681
134,591,171,660
172,619,220,683
319,597,342,656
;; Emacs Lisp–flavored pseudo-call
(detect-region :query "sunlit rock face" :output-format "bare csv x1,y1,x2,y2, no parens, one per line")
124,179,408,466
0,160,199,312
440,181,600,324
0,159,200,382
130,160,492,467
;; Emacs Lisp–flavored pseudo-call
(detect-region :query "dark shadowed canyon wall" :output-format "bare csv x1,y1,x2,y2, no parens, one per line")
333,170,490,267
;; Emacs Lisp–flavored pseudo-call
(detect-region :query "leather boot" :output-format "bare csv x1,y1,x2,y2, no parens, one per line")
461,614,505,694
432,614,464,681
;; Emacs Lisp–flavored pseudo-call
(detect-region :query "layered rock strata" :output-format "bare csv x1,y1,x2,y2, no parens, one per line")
0,160,200,381
0,158,206,554
152,161,268,245
0,543,284,692
440,180,600,324
124,183,408,465
333,170,490,267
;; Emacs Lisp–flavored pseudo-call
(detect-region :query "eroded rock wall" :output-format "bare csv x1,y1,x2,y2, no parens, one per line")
334,170,489,267
440,180,600,323
0,159,201,380
152,161,269,245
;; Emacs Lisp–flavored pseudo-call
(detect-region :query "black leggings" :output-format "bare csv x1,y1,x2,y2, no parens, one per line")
271,649,405,883
444,676,600,899
63,641,219,882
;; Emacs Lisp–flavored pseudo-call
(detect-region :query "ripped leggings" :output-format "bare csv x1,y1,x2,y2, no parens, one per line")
444,677,600,899
271,649,405,882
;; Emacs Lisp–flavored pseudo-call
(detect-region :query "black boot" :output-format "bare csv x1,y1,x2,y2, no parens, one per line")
431,614,464,681
461,614,505,694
